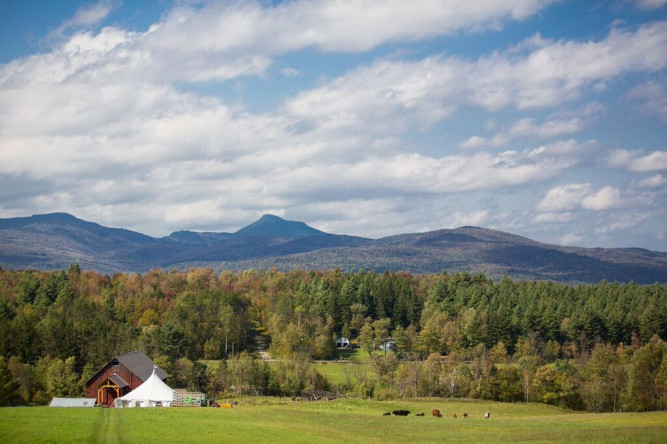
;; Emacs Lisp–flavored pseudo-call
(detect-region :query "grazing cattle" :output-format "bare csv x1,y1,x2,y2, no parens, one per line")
392,410,410,416
485,411,490,419
432,409,442,417
416,413,425,417
453,413,457,418
463,412,468,418
383,412,391,416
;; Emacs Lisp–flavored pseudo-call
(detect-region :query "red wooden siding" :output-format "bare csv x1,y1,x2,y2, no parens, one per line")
85,361,145,406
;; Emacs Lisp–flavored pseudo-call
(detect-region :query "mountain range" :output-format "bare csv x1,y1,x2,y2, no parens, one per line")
1,212,665,284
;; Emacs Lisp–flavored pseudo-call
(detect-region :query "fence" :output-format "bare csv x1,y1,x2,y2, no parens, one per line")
172,391,206,407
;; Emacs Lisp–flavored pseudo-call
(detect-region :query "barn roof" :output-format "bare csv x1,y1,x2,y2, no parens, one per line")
86,350,168,385
109,373,129,388
116,351,168,382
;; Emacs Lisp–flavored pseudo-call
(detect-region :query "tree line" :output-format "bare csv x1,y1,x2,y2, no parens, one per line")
0,265,664,411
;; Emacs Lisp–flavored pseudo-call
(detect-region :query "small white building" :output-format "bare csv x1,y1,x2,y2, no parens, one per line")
379,339,397,352
336,337,350,348
49,398,96,407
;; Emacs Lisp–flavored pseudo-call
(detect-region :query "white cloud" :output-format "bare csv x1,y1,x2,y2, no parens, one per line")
537,182,659,219
537,184,623,212
527,139,599,157
635,174,666,188
448,210,490,227
459,134,510,150
47,0,119,43
1,40,584,234
283,22,667,135
559,232,586,245
460,136,488,150
581,186,622,210
284,56,465,132
148,0,557,54
628,0,667,10
100,0,557,83
532,212,574,223
66,1,117,27
248,150,573,198
537,183,593,212
508,116,585,138
607,149,667,172
0,2,665,246
626,81,667,122
2,16,663,159
594,212,651,235
293,196,453,238
470,22,667,109
280,67,301,77
480,104,604,147
549,208,657,247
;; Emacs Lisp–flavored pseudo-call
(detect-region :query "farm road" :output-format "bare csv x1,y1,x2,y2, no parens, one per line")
94,409,125,444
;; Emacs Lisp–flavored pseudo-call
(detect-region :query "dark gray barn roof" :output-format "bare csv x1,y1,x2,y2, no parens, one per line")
116,351,168,382
109,373,129,388
86,350,168,385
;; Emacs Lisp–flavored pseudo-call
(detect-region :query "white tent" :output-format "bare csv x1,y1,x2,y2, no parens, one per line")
114,368,174,408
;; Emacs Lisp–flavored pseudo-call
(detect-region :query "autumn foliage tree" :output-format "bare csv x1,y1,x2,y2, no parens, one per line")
0,267,664,410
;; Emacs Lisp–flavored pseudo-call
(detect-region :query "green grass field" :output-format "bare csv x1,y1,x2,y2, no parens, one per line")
312,348,393,386
312,361,373,386
1,398,666,443
332,347,368,361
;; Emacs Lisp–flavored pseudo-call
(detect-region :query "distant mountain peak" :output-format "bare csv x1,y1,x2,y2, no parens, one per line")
258,214,283,221
32,212,81,224
0,212,91,230
38,212,74,218
234,214,326,238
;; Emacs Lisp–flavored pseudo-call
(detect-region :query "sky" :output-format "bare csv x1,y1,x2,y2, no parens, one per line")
1,0,666,250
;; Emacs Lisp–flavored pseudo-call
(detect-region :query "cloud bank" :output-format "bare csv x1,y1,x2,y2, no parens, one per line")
0,1,665,250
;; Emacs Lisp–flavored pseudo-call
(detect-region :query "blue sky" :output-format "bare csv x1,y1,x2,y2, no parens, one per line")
1,0,666,250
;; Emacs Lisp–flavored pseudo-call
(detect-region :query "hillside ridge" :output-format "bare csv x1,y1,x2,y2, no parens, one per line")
0,212,665,283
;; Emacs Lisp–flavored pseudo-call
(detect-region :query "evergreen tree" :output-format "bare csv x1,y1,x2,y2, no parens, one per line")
630,337,665,411
0,356,18,406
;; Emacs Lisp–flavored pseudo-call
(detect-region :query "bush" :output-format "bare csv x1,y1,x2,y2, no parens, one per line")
543,392,559,405
373,386,398,400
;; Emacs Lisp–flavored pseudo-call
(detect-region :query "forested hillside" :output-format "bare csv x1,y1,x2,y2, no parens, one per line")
0,266,665,411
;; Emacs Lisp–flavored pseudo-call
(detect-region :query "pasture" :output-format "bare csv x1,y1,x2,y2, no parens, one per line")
312,360,373,386
313,347,392,386
1,398,665,443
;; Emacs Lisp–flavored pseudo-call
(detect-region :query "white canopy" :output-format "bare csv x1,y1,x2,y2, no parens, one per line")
115,368,174,408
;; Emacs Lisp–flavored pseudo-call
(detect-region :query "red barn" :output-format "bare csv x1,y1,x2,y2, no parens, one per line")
85,351,168,407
